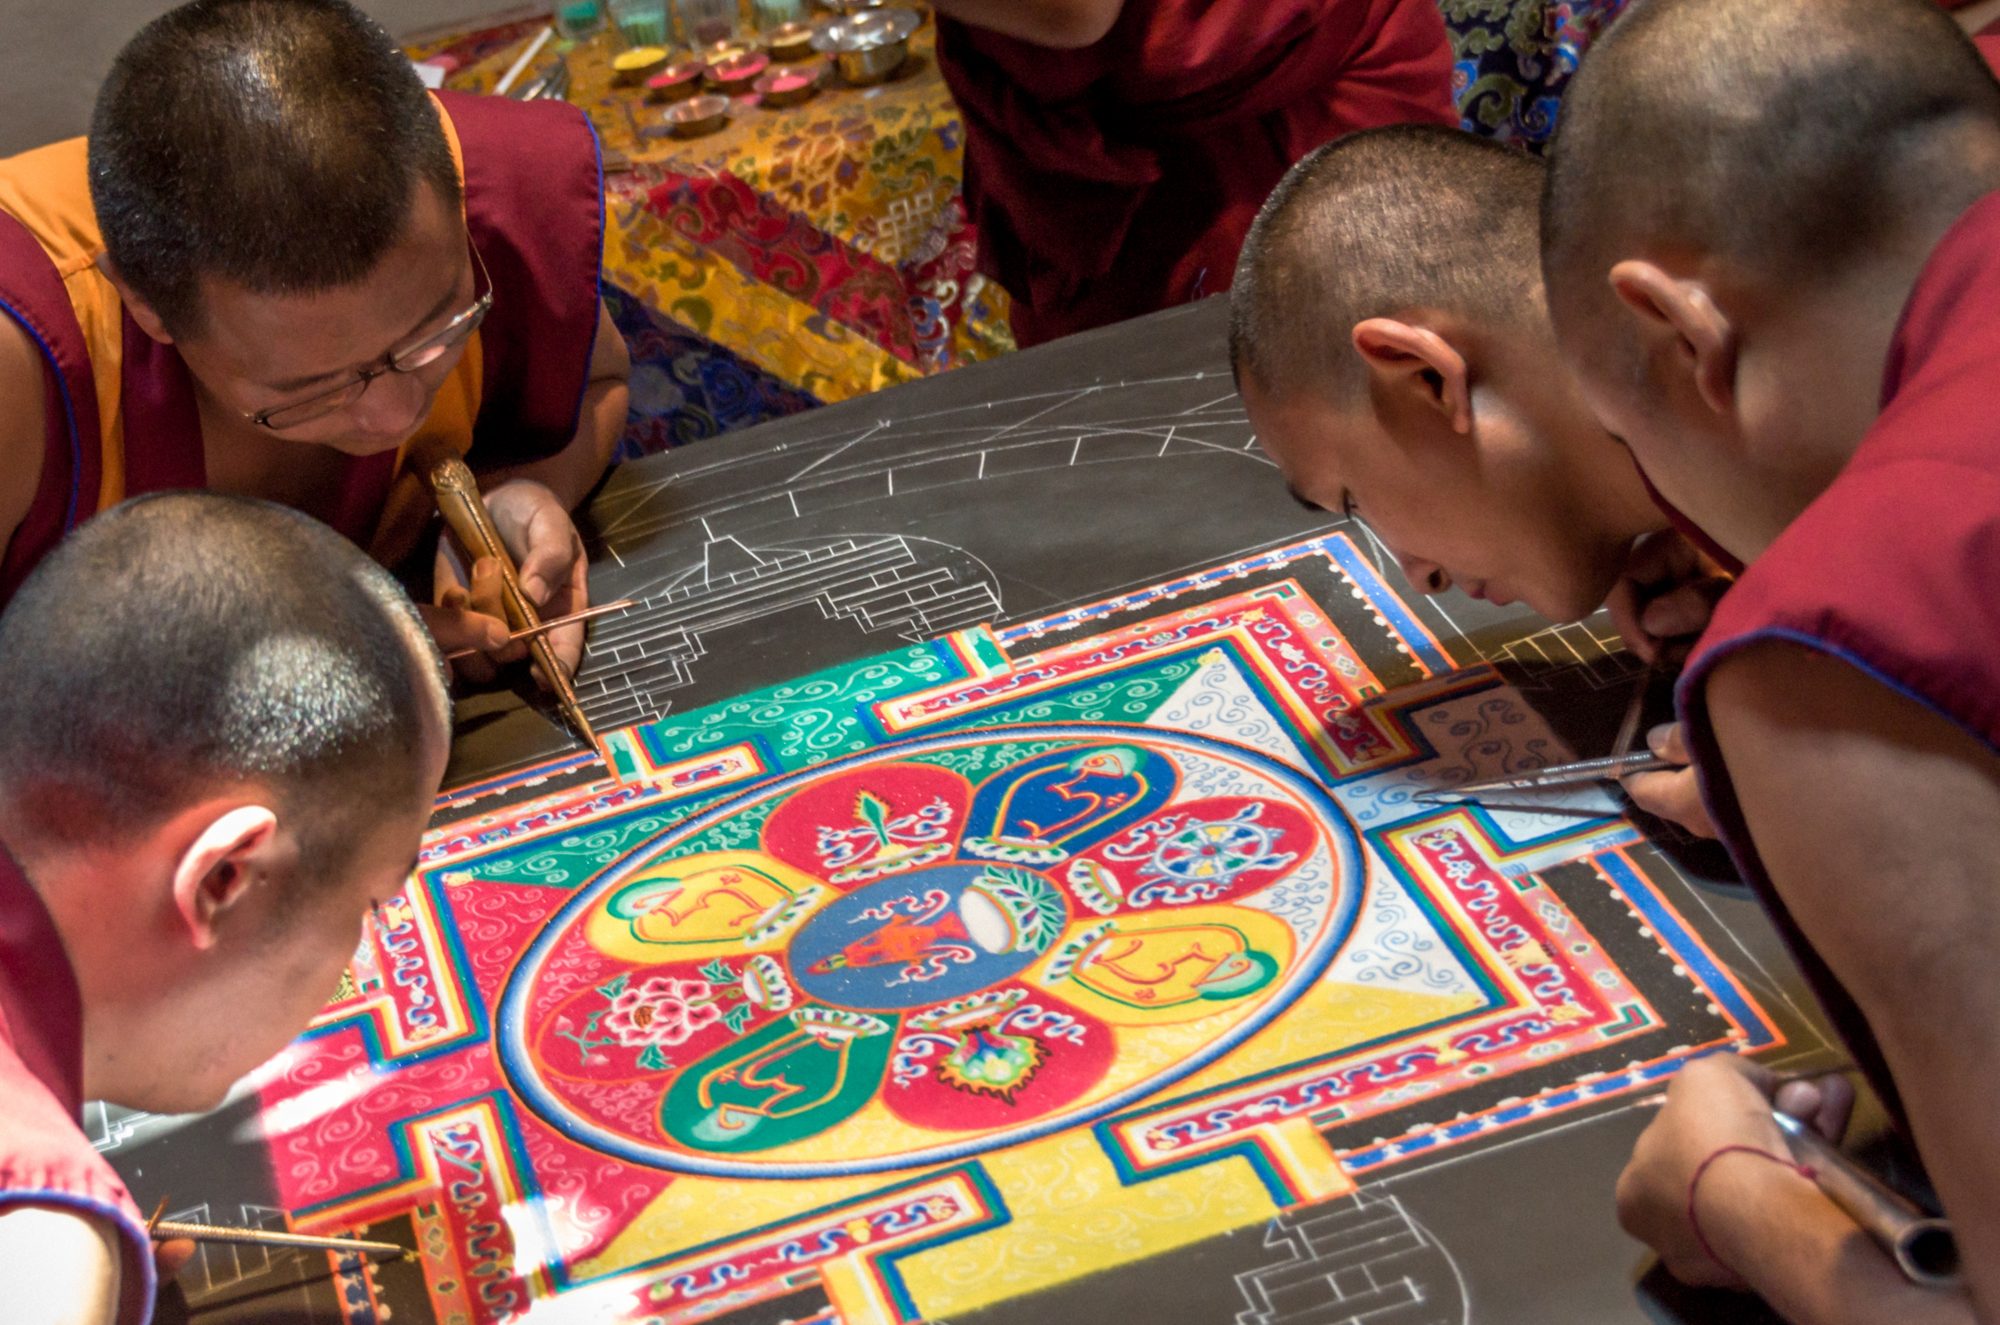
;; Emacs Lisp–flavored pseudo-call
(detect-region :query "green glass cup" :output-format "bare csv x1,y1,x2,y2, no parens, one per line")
610,0,672,48
554,0,605,41
750,0,808,30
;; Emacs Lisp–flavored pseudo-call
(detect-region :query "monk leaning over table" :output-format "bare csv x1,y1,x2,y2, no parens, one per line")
1229,124,1734,836
0,492,452,1325
932,0,1458,346
0,0,630,681
1542,0,2000,1320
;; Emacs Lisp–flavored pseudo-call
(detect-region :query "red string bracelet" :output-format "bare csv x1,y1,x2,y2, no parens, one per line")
1686,1144,1818,1277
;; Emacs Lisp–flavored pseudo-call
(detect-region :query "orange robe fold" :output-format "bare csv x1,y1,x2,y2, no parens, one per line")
0,90,604,600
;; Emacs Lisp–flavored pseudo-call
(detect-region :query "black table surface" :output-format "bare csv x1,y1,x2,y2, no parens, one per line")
136,295,1868,1325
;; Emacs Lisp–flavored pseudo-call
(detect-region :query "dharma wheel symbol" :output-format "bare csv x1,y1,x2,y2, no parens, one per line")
1148,807,1293,885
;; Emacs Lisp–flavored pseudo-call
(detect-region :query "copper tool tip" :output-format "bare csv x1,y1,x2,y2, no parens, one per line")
595,736,625,783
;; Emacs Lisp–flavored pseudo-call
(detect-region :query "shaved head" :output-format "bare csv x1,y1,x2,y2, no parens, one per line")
90,0,460,335
1542,0,2000,369
1230,125,1548,405
0,494,449,895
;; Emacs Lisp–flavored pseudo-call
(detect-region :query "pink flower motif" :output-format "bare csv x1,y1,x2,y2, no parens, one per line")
601,977,723,1049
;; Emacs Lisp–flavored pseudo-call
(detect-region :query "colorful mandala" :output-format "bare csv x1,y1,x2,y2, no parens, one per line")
497,723,1363,1177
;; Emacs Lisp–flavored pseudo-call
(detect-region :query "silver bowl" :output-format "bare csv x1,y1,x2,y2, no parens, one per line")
662,93,732,136
810,7,921,86
765,20,818,61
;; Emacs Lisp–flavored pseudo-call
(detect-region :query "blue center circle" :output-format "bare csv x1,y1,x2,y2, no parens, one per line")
789,863,1071,1012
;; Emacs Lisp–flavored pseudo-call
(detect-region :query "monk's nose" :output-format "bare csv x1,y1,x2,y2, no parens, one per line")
353,372,431,438
1393,550,1450,596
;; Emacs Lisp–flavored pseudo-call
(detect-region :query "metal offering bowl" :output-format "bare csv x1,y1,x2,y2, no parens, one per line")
755,64,825,106
765,20,817,61
663,93,732,136
809,7,921,86
706,48,770,93
611,45,670,85
646,57,707,101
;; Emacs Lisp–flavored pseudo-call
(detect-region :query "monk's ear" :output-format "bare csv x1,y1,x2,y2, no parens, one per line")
169,805,282,951
1606,261,1738,419
94,255,174,346
1350,318,1472,436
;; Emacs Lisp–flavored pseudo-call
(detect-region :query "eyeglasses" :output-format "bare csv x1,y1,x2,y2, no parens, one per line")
248,244,493,432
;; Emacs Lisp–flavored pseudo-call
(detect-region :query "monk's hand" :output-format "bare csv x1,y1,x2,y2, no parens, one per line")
1617,1054,1798,1290
480,478,590,690
1621,722,1718,838
1606,530,1732,664
1771,1070,1855,1146
421,551,515,685
154,1236,196,1281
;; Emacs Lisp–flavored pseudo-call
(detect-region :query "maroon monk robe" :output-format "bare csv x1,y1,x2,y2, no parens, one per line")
0,843,156,1325
1635,466,1746,577
937,0,1457,346
1678,188,2000,1125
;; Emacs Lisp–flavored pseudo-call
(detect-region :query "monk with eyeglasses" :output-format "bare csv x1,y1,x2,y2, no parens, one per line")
0,0,629,681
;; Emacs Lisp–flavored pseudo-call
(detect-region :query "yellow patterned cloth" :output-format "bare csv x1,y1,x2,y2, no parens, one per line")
409,2,1636,451
411,12,1013,451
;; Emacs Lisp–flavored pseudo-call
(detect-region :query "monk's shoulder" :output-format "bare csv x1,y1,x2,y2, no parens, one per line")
438,90,597,187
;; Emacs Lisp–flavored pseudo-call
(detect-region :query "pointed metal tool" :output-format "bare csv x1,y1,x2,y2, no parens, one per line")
1413,750,1675,802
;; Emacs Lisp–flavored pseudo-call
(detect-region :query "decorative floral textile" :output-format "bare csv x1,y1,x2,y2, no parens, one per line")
414,15,1014,454
1448,0,1985,150
1444,0,1631,149
603,281,816,459
412,3,1624,456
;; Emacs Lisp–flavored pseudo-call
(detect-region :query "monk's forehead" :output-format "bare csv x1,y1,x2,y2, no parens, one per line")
188,192,465,382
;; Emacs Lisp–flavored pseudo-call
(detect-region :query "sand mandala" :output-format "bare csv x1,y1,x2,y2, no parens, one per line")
500,724,1363,1177
213,534,1783,1325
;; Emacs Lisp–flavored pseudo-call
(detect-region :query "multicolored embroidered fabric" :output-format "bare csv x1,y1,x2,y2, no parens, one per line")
410,3,1627,454
1445,0,1631,148
412,16,1016,448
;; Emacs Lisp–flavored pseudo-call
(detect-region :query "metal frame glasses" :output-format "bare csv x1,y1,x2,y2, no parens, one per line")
247,243,493,432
